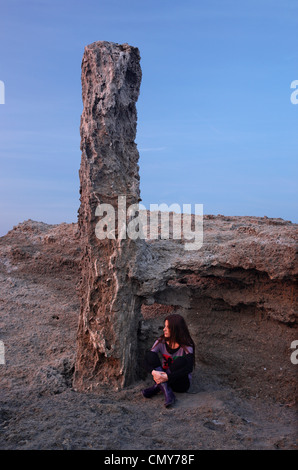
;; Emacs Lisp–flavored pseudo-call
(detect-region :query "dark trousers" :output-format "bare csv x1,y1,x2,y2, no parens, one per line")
144,351,190,393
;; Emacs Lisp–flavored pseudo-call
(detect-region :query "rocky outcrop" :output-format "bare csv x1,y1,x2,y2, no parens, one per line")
73,40,297,396
134,214,297,401
0,41,297,451
136,212,297,325
74,41,144,391
1,215,297,402
0,219,297,449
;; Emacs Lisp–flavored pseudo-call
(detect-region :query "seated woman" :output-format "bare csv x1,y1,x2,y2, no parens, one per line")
142,313,195,407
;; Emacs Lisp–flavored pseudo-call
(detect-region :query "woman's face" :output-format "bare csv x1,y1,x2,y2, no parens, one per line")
163,320,171,339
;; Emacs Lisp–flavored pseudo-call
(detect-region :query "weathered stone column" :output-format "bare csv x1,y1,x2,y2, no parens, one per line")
73,41,143,391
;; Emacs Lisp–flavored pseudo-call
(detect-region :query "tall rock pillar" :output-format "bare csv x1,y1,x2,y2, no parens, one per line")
73,41,143,391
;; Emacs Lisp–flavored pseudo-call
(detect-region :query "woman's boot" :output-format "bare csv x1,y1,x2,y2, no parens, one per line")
158,382,176,407
142,366,164,398
142,383,161,398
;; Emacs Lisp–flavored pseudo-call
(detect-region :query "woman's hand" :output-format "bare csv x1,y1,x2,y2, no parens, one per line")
152,370,168,384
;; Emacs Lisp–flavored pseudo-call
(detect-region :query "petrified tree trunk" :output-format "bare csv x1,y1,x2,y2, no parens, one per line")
73,41,143,391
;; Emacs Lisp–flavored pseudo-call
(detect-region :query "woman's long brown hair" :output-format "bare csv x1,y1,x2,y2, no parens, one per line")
157,313,195,367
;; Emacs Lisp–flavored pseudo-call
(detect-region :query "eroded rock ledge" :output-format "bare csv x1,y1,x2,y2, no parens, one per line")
136,212,297,325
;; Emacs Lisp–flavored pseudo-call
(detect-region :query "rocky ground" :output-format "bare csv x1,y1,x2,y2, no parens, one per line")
0,219,297,450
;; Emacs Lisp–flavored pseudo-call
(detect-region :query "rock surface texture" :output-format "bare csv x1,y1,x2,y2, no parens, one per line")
74,41,143,390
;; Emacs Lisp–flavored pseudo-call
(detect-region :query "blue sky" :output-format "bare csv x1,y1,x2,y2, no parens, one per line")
0,0,297,236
